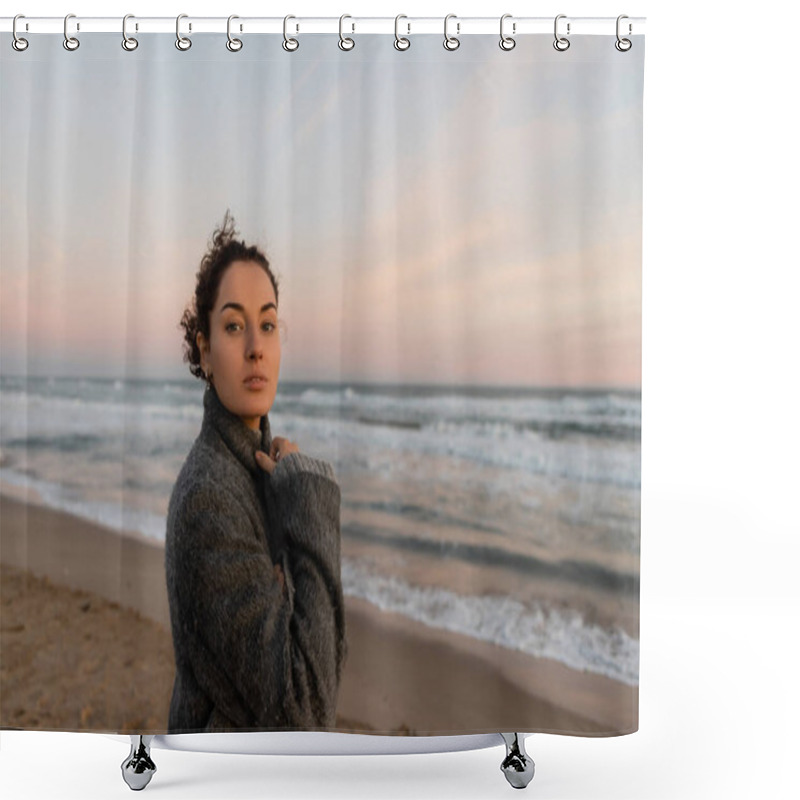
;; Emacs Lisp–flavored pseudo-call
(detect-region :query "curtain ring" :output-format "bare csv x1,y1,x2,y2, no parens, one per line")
283,15,299,51
226,15,242,52
122,14,138,51
176,14,192,50
615,15,632,51
553,14,570,51
499,14,516,51
339,15,355,51
394,15,410,50
12,15,29,51
443,14,460,51
63,13,80,51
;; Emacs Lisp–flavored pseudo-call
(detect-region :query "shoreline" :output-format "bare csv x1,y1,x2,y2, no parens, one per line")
1,491,637,736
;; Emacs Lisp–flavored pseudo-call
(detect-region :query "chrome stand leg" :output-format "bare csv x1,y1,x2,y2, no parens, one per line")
500,732,535,789
121,735,157,791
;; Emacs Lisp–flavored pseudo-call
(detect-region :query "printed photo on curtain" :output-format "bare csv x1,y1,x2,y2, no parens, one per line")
0,27,644,738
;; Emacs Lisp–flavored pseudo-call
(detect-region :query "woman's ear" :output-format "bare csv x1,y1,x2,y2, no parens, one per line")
196,330,208,372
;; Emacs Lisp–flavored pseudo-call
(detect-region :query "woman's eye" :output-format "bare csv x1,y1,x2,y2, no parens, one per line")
224,320,275,333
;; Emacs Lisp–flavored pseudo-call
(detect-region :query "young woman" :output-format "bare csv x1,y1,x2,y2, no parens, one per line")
165,211,347,732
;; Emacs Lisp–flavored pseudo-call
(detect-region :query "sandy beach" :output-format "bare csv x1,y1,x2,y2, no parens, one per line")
1,491,637,736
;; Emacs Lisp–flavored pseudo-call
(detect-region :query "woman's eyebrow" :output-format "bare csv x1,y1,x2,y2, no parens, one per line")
220,302,277,314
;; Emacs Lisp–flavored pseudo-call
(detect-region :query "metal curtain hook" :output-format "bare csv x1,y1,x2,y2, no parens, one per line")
444,13,460,51
176,14,192,50
12,14,29,51
63,13,80,51
122,14,138,51
615,14,632,51
499,14,516,51
394,14,410,50
283,15,299,51
226,14,242,51
553,14,570,51
339,14,355,51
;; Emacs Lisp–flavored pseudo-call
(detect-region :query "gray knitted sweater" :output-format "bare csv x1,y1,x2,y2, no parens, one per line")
165,382,347,733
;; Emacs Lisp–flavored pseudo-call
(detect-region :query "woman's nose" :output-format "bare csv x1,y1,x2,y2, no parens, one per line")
246,333,262,359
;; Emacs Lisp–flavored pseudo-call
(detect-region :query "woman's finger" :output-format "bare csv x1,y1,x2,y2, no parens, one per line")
270,437,298,462
273,563,285,593
270,437,289,462
255,449,274,475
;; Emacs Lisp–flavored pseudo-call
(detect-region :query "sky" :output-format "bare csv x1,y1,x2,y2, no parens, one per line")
0,31,644,389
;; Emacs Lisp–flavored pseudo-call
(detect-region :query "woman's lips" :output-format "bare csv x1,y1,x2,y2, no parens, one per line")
244,377,267,389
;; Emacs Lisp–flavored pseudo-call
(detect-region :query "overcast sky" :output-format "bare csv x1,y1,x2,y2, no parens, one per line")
0,32,643,388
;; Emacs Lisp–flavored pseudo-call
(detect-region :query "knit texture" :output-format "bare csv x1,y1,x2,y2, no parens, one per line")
164,382,347,732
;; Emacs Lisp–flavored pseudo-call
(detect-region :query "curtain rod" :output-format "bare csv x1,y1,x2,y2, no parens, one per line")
1,16,646,36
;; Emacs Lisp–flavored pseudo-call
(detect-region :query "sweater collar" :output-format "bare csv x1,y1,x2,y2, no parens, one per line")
202,382,272,478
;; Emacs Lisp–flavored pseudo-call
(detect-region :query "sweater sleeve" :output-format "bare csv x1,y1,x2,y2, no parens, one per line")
173,464,345,729
267,451,348,722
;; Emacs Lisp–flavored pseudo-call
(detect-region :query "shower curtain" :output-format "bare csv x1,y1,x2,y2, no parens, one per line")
0,24,644,738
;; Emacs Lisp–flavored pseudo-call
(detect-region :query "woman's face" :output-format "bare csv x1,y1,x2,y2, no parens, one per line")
196,259,281,431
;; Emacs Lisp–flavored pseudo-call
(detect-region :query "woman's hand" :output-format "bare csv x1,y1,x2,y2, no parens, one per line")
255,435,300,476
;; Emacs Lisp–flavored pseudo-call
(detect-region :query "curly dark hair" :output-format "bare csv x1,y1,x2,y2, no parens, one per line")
179,209,280,384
